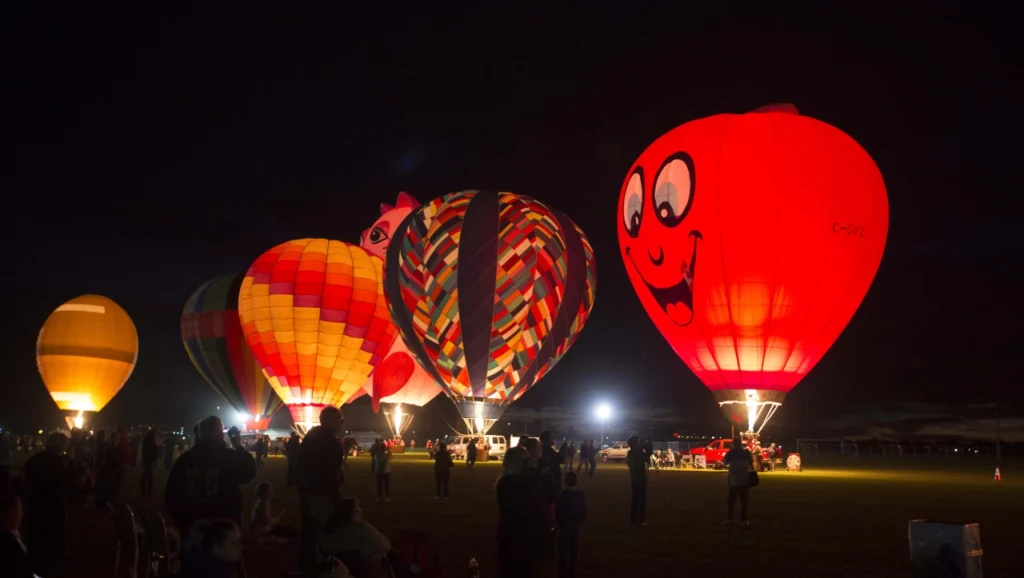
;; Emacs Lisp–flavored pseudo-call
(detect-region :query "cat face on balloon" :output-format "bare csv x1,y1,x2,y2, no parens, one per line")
618,150,704,327
360,192,421,260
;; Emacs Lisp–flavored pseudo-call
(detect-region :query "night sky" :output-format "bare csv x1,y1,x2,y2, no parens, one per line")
4,5,1018,441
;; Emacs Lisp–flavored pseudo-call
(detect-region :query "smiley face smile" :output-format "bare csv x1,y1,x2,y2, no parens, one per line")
627,230,702,326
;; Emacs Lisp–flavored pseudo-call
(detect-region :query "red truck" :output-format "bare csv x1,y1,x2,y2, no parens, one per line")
688,439,776,469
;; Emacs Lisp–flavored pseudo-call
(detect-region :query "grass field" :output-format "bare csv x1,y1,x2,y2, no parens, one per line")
47,452,1023,577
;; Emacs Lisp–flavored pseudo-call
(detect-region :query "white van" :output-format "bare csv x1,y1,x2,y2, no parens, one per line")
452,434,507,460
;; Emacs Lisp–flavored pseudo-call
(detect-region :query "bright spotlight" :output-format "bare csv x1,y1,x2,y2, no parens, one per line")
595,403,612,421
237,412,250,423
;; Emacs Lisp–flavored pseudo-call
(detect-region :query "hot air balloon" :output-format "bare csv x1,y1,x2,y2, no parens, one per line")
386,191,598,434
36,295,139,430
617,104,888,435
359,192,443,438
238,239,395,432
182,274,284,431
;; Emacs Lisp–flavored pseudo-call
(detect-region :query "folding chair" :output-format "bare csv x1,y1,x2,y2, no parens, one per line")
137,508,180,576
111,502,139,578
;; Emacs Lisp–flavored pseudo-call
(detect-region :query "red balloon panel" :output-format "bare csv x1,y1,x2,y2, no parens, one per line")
618,109,888,393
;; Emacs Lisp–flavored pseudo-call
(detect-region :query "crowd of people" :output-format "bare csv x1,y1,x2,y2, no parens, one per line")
0,414,763,578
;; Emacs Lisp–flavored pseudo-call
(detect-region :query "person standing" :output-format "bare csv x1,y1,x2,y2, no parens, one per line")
164,417,257,540
626,436,648,526
555,471,587,578
586,440,597,477
566,442,576,472
433,442,453,500
465,437,478,469
296,406,346,574
285,432,300,486
139,430,159,498
722,437,754,527
23,432,74,576
539,431,562,497
372,443,392,502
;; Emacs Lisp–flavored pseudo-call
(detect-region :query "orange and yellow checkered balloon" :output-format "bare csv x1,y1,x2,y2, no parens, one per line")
238,239,396,430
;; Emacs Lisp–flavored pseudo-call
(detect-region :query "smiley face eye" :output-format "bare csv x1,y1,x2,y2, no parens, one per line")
622,169,644,238
367,226,389,244
653,153,695,228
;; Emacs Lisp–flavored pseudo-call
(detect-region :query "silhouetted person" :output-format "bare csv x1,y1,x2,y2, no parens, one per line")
296,406,345,573
722,437,754,527
433,442,454,499
165,417,257,540
23,432,73,576
626,435,648,526
497,447,547,578
140,430,159,498
540,430,562,496
555,471,587,578
285,432,300,486
0,493,33,578
466,437,478,468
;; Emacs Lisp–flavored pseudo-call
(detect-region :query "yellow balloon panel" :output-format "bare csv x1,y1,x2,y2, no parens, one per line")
36,295,139,412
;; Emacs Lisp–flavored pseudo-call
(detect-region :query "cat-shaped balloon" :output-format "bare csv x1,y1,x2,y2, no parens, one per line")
360,192,443,411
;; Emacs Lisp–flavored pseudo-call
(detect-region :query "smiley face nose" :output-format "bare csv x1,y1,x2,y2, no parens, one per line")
648,246,664,266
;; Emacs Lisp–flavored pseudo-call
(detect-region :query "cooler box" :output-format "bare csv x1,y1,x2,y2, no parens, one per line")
908,519,982,577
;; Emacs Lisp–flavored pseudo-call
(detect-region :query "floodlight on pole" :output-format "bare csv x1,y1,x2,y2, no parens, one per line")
595,402,612,446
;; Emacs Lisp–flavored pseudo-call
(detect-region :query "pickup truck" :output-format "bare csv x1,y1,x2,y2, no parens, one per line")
598,441,630,463
688,439,775,469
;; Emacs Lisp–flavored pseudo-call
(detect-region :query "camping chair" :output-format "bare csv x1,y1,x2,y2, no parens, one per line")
111,502,139,578
394,530,445,577
137,508,180,576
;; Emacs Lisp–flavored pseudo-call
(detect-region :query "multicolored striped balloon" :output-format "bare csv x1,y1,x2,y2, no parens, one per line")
385,191,597,432
238,239,396,430
181,273,283,430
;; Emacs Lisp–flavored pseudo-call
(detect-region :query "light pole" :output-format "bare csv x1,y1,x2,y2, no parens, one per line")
595,403,612,449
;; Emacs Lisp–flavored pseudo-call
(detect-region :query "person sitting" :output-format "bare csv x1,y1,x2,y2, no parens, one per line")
319,497,418,577
180,519,244,578
250,482,300,544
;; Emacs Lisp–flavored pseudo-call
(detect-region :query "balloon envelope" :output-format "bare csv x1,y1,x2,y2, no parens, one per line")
181,273,283,429
238,239,394,430
386,190,597,432
36,295,138,415
617,105,888,431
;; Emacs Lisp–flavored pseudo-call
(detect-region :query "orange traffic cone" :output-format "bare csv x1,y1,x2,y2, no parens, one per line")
994,466,1001,482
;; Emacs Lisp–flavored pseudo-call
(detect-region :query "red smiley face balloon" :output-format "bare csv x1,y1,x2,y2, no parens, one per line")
618,104,889,432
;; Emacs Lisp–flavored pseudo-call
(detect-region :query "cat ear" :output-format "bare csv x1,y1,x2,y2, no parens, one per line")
395,191,420,209
380,202,394,215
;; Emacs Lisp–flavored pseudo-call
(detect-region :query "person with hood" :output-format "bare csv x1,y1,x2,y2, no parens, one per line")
296,406,346,574
164,416,257,540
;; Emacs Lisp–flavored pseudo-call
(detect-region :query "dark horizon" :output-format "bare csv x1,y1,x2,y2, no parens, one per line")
4,5,1018,441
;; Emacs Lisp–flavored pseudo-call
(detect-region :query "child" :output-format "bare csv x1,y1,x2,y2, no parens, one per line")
433,442,454,499
181,519,244,578
555,471,587,578
250,482,300,542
